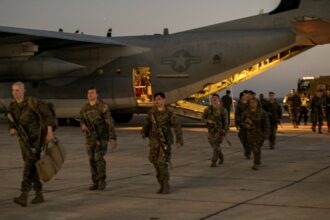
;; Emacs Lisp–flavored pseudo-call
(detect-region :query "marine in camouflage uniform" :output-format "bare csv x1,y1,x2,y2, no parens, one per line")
142,92,183,194
203,94,228,167
240,98,270,170
80,87,117,191
221,90,232,127
235,91,250,159
8,82,55,207
326,90,330,133
286,89,301,128
310,90,326,134
263,92,282,149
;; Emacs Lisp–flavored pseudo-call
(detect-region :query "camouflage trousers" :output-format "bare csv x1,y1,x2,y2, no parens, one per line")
86,137,108,183
149,139,171,186
269,124,278,146
289,108,299,126
246,134,264,165
311,112,323,127
238,127,250,157
208,134,224,163
18,140,42,192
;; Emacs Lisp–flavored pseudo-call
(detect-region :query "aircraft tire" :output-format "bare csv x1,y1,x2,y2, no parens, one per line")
58,118,68,126
112,113,133,123
69,118,81,127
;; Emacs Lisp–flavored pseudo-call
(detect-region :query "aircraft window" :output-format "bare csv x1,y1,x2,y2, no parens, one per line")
269,0,301,15
133,67,153,103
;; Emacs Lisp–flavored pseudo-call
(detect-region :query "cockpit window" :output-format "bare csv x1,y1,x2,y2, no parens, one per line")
269,0,301,15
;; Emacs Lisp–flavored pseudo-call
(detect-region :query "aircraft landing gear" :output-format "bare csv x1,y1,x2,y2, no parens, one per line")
57,118,68,126
112,113,133,123
69,118,81,127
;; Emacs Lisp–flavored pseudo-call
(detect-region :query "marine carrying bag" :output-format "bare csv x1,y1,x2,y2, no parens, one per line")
36,138,66,182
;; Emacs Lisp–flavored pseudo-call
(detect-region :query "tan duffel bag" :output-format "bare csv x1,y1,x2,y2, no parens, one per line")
36,138,66,182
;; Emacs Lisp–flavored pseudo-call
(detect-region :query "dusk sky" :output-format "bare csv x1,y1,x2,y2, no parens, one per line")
1,0,329,97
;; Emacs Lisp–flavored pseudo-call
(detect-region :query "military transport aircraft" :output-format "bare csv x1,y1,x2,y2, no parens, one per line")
0,0,329,124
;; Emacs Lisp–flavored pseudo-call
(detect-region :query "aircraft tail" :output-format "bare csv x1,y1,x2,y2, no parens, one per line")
180,0,330,34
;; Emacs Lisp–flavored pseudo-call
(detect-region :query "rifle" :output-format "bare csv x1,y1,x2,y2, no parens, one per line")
83,113,100,149
210,107,232,147
1,99,37,161
214,119,232,147
150,113,173,170
220,128,232,147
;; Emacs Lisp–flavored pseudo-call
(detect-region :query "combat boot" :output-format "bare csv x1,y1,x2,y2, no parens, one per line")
98,180,106,190
156,176,163,193
251,164,259,170
244,152,251,160
31,191,45,204
13,191,28,207
218,155,224,165
210,162,217,167
161,183,171,194
157,184,163,194
89,182,98,190
312,126,316,132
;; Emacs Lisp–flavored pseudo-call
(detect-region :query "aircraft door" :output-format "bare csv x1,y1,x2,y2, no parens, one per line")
133,67,153,104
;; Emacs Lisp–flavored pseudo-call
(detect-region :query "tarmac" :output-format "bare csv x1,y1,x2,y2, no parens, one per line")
0,116,330,220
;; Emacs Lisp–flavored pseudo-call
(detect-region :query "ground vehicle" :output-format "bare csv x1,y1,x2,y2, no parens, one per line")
297,76,330,96
283,76,330,112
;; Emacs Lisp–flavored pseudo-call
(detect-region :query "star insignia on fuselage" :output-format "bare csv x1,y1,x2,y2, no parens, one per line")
161,50,201,72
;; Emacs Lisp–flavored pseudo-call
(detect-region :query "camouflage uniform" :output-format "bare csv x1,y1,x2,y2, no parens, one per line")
235,101,250,158
286,94,301,127
221,94,232,127
263,100,282,148
80,102,116,186
240,108,270,167
142,107,183,193
326,95,330,132
310,96,326,133
8,97,55,193
202,106,228,166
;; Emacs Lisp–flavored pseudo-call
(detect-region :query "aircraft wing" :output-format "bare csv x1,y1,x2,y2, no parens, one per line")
0,26,129,81
0,25,127,53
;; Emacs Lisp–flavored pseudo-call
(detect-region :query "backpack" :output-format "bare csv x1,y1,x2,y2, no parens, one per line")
27,97,58,131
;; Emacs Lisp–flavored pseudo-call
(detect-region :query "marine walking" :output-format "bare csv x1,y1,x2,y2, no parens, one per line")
141,92,183,194
80,87,117,191
8,82,56,207
310,89,326,134
262,92,282,149
235,91,251,159
203,94,228,167
240,97,270,170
